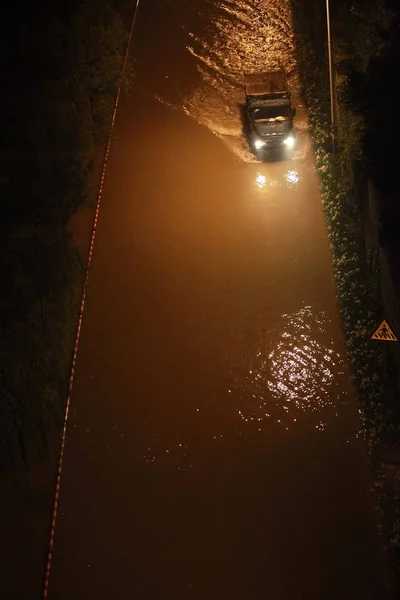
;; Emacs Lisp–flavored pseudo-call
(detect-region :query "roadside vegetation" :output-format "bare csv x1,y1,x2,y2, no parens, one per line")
0,0,132,475
290,0,400,589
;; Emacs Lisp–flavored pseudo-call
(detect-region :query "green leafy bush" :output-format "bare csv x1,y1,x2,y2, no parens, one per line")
291,0,400,587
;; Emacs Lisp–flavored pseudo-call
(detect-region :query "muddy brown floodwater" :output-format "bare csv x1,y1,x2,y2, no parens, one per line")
44,1,393,598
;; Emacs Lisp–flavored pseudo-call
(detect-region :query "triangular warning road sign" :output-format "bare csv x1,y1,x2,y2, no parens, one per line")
371,319,398,342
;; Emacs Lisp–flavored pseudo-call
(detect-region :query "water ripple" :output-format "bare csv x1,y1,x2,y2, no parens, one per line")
228,306,349,431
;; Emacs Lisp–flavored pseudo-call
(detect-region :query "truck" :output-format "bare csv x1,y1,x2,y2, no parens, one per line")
243,70,296,159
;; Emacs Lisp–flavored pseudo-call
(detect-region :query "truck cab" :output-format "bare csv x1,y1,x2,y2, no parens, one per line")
244,71,296,159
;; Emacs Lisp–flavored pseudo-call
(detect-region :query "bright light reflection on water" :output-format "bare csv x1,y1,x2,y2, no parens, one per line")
229,306,348,431
255,173,267,189
136,307,350,466
285,169,300,185
254,169,301,191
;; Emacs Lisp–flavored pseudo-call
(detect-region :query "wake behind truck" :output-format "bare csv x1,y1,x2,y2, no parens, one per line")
244,70,296,159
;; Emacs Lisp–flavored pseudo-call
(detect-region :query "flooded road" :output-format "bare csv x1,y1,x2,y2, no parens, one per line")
48,1,391,598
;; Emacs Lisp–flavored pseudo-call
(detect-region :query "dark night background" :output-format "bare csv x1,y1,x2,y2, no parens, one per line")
1,0,400,597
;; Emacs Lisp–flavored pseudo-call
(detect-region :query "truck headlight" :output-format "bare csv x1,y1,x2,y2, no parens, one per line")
283,135,295,149
254,139,264,150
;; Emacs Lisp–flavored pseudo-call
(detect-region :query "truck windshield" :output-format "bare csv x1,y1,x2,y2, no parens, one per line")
254,119,291,135
252,106,291,121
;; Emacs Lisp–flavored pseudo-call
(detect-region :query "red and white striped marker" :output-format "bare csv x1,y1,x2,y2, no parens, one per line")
42,1,141,597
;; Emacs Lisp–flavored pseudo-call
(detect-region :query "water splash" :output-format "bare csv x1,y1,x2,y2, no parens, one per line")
183,0,298,160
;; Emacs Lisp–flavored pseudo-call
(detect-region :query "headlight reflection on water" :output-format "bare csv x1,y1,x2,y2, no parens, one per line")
285,169,299,185
255,173,267,189
254,169,300,191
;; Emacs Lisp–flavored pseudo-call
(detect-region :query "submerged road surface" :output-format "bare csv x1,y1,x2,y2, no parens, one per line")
48,1,391,598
